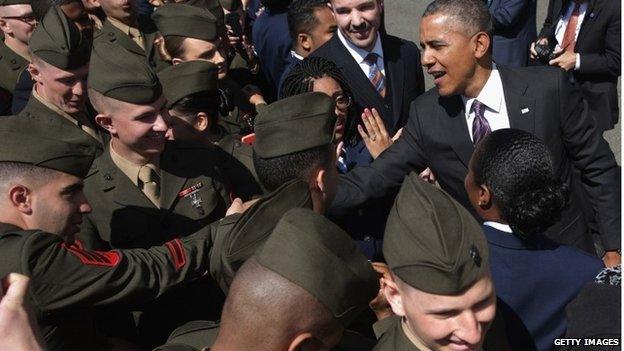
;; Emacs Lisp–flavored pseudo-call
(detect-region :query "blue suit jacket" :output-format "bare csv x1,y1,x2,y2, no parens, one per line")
484,225,603,351
489,0,537,67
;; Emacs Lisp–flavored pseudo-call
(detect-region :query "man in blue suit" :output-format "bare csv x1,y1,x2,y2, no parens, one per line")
488,0,537,67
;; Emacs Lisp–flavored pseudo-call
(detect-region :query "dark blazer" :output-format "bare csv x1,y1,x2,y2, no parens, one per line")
489,0,537,67
311,33,425,167
484,225,603,351
538,0,621,130
331,66,620,254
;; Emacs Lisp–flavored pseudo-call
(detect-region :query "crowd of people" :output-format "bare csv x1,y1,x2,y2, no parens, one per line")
0,0,620,350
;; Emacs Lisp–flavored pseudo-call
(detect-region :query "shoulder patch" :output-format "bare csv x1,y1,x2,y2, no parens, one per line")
61,242,121,267
165,238,187,272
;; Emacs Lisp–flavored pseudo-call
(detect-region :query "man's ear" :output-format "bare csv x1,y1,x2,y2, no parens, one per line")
95,113,115,134
297,33,312,52
171,57,183,66
288,333,323,351
194,112,211,132
9,185,33,215
312,168,326,194
474,32,491,59
383,274,406,317
478,184,492,208
27,63,42,84
90,0,101,7
0,18,11,35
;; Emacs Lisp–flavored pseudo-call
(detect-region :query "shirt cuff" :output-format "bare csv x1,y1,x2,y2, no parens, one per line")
575,53,581,70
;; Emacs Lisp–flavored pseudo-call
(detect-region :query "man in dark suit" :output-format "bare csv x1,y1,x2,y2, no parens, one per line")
531,0,620,131
331,0,620,266
488,0,536,67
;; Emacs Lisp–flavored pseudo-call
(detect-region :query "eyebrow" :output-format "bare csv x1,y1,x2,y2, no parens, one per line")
60,182,84,194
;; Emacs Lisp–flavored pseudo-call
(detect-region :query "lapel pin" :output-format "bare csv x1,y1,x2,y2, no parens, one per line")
178,182,205,215
521,108,530,114
589,12,595,18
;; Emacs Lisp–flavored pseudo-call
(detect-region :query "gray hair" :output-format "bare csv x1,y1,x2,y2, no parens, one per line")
423,0,493,35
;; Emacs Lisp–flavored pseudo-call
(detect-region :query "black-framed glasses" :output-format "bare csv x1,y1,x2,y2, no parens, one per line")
1,13,37,24
335,94,352,110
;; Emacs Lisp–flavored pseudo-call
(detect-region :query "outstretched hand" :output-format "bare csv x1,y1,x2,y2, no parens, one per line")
358,108,401,159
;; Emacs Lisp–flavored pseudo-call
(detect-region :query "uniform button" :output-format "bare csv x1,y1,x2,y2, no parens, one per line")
363,236,372,242
234,141,241,147
108,32,114,36
384,104,390,109
104,173,113,181
10,59,16,64
469,245,482,267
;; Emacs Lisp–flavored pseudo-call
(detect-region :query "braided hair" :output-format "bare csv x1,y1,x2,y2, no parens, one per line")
280,56,357,141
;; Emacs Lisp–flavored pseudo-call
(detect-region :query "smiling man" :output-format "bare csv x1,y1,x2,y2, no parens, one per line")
331,0,620,266
375,173,496,351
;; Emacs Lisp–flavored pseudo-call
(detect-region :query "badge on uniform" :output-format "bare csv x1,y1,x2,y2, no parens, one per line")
178,182,205,215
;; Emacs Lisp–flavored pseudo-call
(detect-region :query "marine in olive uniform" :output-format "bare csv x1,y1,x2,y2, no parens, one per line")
0,0,32,94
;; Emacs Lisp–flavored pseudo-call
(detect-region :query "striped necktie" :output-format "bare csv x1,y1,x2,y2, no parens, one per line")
364,53,386,97
471,100,491,145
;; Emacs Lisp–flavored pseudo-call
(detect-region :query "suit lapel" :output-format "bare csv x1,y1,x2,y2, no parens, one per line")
97,150,156,212
382,35,404,130
159,145,190,211
576,0,601,45
499,67,535,134
440,95,474,168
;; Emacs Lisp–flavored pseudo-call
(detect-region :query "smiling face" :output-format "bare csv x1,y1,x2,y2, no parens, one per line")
420,13,488,97
330,0,381,51
173,37,228,80
30,58,90,115
387,274,496,351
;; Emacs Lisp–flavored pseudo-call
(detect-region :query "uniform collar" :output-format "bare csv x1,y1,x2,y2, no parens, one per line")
4,38,30,62
336,27,384,65
109,141,160,187
401,318,434,351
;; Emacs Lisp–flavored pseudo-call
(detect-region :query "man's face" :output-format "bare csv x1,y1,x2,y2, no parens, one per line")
0,4,36,44
308,6,337,52
419,14,479,97
60,1,94,39
96,0,135,22
394,275,496,351
29,171,91,243
312,76,347,141
330,0,381,51
31,60,89,115
176,37,228,80
107,95,170,157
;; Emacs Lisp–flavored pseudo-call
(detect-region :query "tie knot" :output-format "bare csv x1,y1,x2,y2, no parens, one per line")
138,165,157,185
364,52,379,65
471,100,486,115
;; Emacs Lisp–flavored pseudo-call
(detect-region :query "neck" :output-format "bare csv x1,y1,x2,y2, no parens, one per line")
293,46,307,58
34,84,82,118
4,36,30,61
463,60,493,98
111,14,138,28
0,214,27,231
110,138,157,165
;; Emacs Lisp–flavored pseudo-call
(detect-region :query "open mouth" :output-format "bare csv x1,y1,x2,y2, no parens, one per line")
429,70,446,84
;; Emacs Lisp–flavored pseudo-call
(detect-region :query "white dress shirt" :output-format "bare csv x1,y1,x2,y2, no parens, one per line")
554,0,588,70
461,66,511,143
336,29,385,77
484,221,514,233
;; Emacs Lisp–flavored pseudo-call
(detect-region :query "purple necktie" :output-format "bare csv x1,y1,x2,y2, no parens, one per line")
471,100,491,145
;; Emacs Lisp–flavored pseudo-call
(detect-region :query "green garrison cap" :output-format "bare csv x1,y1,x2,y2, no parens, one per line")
0,116,97,178
254,92,337,158
158,60,219,108
0,0,30,6
383,173,489,295
210,179,312,293
89,40,162,104
28,6,91,70
219,0,241,11
152,3,219,41
256,208,379,327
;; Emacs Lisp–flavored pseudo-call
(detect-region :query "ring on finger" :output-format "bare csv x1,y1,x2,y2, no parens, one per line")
370,134,377,141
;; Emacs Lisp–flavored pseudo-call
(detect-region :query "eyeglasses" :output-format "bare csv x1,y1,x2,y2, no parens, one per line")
1,13,37,24
335,94,351,110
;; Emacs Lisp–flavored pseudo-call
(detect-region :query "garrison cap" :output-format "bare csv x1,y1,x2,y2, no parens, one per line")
0,0,29,5
29,6,90,70
254,92,336,158
158,59,219,109
219,0,241,11
89,40,162,104
0,116,97,178
383,173,489,295
152,3,219,41
210,179,312,293
256,208,379,327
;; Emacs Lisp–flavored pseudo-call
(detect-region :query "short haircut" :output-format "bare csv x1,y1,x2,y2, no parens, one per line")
170,90,220,125
87,87,114,114
471,129,568,240
0,162,60,194
422,0,493,35
252,144,333,192
287,0,329,43
31,0,77,20
161,35,186,62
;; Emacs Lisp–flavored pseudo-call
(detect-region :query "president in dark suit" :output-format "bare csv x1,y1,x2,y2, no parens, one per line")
488,0,537,67
534,0,620,131
331,0,620,266
310,0,425,168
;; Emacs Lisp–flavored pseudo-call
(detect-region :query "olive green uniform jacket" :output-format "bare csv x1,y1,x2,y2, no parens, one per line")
92,16,169,73
0,222,211,351
373,316,422,351
0,41,28,93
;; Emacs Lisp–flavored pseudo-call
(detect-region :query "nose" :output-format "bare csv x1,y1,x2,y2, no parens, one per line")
73,79,85,97
78,194,92,214
421,48,435,68
454,312,482,346
153,111,170,132
350,11,365,28
214,49,226,66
